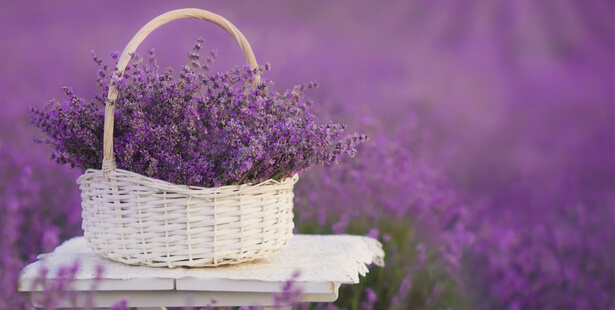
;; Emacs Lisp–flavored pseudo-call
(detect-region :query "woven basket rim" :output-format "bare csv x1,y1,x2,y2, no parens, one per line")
77,168,298,193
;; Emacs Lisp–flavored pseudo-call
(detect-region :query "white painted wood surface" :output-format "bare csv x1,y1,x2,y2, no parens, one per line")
18,235,383,308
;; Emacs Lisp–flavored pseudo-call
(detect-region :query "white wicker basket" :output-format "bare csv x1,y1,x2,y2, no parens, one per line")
76,8,298,268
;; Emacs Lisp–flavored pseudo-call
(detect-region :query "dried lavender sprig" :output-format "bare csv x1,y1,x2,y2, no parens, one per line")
30,39,368,187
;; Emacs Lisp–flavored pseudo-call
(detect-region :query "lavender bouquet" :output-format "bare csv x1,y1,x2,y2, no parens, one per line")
30,39,367,187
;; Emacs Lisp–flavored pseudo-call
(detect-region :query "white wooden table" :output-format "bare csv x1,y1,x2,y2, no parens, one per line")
18,235,384,309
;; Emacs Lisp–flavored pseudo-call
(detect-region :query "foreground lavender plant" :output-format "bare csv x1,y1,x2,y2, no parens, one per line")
293,121,475,310
0,145,82,309
30,39,367,187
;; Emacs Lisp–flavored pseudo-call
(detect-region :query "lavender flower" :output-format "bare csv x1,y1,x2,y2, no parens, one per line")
273,271,303,309
0,145,82,309
30,39,368,187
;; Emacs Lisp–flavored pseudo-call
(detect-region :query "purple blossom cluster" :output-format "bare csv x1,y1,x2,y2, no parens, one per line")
292,117,475,310
0,146,82,309
30,39,367,187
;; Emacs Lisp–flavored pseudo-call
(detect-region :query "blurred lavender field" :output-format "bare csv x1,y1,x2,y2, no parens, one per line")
1,1,613,309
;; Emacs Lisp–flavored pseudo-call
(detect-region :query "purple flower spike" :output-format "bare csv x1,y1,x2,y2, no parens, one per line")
30,40,368,187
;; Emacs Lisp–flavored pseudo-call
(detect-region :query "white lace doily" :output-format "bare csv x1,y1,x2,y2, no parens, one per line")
20,235,384,284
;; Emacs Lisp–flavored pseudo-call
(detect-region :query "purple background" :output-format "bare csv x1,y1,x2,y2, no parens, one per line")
1,1,613,309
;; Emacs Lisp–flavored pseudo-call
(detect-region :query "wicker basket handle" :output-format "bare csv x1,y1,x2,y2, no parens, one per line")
102,8,259,176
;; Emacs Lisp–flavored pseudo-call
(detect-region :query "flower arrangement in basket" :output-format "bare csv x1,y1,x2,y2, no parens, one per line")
30,9,367,267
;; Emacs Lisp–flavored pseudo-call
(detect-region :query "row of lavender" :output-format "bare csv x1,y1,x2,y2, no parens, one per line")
1,1,613,309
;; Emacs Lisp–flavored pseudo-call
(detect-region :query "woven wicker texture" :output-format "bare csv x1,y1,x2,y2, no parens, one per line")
78,170,297,267
77,8,298,268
